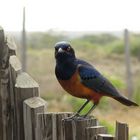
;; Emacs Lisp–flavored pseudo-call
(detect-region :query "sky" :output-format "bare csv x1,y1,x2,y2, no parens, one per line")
0,0,140,32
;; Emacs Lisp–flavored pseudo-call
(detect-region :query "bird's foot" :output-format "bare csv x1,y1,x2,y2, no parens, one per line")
63,114,92,121
63,113,80,120
75,114,94,120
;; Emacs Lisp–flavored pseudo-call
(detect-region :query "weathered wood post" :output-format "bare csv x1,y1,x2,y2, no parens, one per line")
86,126,107,140
8,38,21,140
36,112,72,140
0,26,48,140
0,27,17,140
97,134,115,140
0,26,9,140
0,27,49,140
115,121,128,140
62,117,98,140
21,5,27,71
124,29,133,99
15,72,40,140
23,96,47,140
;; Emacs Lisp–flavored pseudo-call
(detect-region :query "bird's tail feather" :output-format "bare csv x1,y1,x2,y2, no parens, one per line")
114,96,138,106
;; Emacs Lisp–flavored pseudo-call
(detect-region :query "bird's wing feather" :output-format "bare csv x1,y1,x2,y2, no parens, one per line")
76,59,93,67
78,65,120,97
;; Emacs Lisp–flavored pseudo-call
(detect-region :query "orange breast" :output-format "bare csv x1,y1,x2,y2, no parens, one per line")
58,70,102,103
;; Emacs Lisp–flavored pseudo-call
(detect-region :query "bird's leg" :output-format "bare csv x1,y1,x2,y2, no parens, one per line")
66,99,90,120
83,104,97,118
75,99,90,116
76,99,90,114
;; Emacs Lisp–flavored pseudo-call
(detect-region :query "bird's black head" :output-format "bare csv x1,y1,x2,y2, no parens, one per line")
54,41,75,63
54,41,77,80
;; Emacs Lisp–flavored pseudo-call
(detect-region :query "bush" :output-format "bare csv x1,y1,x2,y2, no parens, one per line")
108,40,124,54
108,34,140,59
131,36,140,58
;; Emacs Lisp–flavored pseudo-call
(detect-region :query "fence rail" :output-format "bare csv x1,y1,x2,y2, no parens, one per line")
0,27,129,140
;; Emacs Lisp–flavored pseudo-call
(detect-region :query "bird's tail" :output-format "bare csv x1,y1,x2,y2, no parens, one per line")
114,96,138,106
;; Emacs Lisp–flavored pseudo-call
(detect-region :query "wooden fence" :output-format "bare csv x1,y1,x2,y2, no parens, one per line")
0,26,129,140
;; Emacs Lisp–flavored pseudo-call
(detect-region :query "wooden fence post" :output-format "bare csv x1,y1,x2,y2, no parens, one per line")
23,97,47,140
56,113,72,140
0,26,9,140
115,121,128,140
97,134,115,140
62,117,98,140
36,112,72,140
86,126,107,140
15,72,39,140
9,55,22,140
124,29,133,99
0,27,18,140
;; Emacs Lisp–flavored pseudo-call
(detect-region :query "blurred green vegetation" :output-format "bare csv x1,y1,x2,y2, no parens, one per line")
100,120,115,134
27,32,140,59
27,32,67,49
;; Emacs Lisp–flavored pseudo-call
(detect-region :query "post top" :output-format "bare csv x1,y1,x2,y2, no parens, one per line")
15,72,39,88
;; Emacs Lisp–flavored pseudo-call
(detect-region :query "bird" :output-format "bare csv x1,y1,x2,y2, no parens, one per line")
54,41,138,118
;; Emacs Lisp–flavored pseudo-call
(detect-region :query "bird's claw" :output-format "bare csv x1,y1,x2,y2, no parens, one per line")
63,113,80,120
63,114,89,121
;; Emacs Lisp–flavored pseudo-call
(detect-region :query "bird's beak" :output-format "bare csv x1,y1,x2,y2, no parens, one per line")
58,48,65,53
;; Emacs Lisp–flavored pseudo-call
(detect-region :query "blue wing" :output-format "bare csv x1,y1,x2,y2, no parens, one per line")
78,65,121,97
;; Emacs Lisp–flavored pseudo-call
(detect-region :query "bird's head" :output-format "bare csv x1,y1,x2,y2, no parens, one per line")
54,41,75,62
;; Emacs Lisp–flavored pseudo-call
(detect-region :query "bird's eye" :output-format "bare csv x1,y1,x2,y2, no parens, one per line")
67,46,71,51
